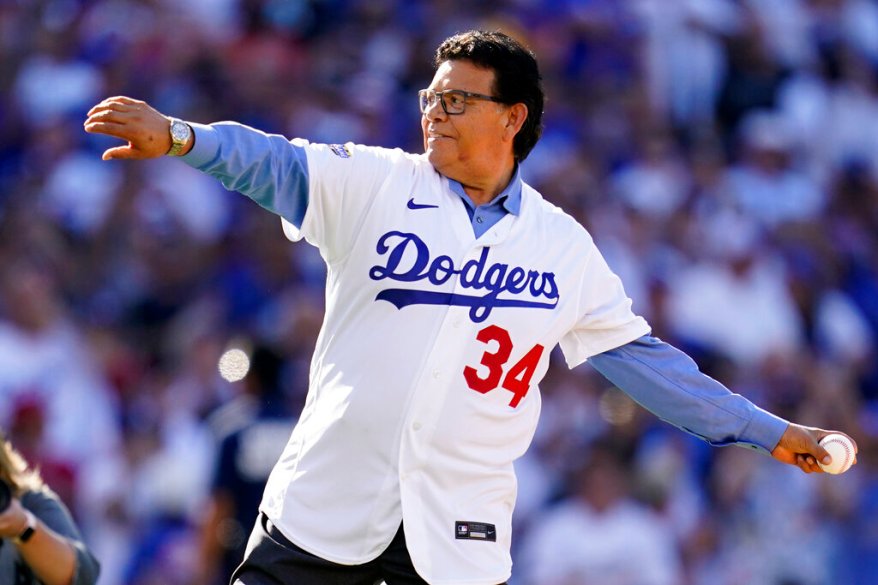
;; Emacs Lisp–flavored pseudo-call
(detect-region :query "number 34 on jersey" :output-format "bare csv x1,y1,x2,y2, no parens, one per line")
463,324,544,408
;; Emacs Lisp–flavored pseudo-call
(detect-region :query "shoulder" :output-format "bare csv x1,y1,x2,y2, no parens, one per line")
301,141,425,167
20,486,63,512
206,395,259,442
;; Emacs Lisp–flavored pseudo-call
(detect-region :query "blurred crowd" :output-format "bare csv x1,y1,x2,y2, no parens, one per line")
1,0,877,584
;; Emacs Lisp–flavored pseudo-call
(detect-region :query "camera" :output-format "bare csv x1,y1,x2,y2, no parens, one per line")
0,478,11,513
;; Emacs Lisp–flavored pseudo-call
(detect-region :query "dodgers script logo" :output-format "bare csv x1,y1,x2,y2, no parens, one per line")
369,231,559,323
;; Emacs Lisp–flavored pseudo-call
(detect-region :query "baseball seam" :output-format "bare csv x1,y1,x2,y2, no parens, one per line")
823,438,853,472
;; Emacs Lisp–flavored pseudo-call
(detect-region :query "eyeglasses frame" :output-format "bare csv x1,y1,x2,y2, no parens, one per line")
418,88,505,115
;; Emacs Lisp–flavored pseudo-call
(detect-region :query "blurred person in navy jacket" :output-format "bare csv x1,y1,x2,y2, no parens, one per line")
193,345,296,585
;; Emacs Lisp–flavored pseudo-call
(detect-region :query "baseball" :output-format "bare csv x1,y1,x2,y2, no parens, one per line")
818,433,855,475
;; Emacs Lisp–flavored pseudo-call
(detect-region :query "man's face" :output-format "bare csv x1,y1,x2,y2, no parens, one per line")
421,60,512,184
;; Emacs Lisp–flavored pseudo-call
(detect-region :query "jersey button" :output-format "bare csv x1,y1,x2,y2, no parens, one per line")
412,422,422,431
432,369,440,379
476,216,484,223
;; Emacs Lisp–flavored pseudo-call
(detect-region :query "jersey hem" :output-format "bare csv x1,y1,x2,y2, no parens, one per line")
262,510,391,566
263,512,510,584
281,217,303,241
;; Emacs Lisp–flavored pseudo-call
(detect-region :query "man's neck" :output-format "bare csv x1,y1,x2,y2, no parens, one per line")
459,164,516,207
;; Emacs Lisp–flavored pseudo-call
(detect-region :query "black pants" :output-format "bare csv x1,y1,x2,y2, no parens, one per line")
233,513,502,585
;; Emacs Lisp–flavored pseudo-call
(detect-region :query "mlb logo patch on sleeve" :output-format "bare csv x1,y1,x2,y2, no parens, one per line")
455,521,496,542
330,144,352,158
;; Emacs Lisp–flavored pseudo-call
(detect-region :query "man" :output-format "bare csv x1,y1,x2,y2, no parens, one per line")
84,29,855,585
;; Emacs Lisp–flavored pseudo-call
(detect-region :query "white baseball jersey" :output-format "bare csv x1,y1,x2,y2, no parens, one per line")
185,125,649,584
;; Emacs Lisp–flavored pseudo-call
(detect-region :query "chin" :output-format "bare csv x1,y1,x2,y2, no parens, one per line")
425,147,449,171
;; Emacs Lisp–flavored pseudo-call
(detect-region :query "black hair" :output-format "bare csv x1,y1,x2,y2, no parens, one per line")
434,30,545,161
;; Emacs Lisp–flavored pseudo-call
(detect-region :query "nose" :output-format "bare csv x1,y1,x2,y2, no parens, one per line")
422,96,446,120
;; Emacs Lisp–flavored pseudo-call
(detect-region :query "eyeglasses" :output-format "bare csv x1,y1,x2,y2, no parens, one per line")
418,89,503,115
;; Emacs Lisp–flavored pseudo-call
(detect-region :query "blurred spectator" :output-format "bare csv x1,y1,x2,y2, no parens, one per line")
0,428,100,585
689,446,835,585
722,109,825,227
0,256,122,490
665,213,805,366
837,434,878,584
518,440,683,585
609,126,691,220
634,0,742,128
193,344,296,585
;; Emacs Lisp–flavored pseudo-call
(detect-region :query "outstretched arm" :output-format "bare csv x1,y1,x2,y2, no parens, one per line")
589,335,858,474
0,495,99,585
83,96,192,159
83,96,311,230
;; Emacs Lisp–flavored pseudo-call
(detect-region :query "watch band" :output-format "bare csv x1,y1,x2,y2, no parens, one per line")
13,509,36,544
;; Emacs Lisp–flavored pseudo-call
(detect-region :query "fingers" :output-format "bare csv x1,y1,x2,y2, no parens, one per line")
83,119,128,139
84,101,138,128
806,432,833,467
801,428,829,473
84,104,134,142
102,146,151,160
796,453,821,473
102,145,133,161
0,499,25,538
87,96,144,116
816,444,832,467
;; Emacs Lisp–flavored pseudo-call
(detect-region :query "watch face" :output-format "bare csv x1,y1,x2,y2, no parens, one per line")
170,121,189,142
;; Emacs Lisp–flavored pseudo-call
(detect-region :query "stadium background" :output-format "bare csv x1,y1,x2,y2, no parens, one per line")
1,0,878,583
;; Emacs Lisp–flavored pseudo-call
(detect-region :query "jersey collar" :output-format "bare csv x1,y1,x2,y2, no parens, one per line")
447,165,523,216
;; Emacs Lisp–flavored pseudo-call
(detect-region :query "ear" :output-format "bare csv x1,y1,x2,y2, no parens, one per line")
503,103,528,141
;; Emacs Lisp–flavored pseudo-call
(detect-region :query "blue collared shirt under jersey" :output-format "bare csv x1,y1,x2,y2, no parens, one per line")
447,165,522,239
180,122,789,454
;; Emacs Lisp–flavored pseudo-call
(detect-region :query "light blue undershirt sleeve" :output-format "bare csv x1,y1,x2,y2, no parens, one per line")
588,335,789,454
181,121,310,228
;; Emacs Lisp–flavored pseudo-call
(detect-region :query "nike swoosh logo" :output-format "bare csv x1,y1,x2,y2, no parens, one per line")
407,197,439,210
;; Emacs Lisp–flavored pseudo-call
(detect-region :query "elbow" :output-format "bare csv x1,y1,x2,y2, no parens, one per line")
68,546,101,585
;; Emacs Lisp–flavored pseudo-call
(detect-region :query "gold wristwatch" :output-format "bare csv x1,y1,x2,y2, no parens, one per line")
166,117,192,156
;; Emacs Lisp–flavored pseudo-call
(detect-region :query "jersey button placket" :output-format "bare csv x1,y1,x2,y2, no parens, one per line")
400,243,481,481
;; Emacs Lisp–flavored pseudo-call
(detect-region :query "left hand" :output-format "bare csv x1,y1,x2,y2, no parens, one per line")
0,497,29,539
771,423,858,473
